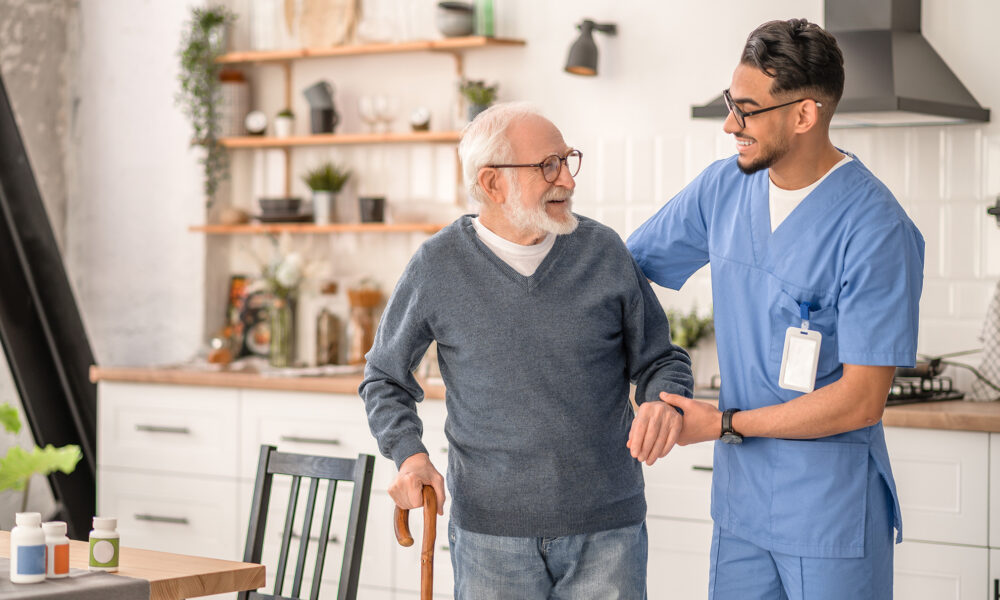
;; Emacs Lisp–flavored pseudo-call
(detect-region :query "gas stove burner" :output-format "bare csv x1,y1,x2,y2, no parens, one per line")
886,374,964,406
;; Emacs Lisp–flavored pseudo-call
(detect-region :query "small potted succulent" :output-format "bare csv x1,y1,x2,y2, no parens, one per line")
274,108,294,138
301,162,351,224
459,79,498,122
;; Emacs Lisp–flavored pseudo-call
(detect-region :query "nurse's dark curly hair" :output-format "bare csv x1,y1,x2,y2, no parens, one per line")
741,18,844,107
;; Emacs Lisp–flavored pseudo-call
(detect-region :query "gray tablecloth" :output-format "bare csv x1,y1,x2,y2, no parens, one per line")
0,557,150,599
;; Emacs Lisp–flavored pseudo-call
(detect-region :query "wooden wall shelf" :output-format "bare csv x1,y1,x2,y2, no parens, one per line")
190,223,447,235
216,36,525,64
219,131,461,149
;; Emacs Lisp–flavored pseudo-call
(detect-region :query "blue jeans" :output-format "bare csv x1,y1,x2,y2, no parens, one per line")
449,520,648,600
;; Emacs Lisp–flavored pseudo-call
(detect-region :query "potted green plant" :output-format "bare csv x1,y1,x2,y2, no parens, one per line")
301,162,352,224
666,306,714,387
0,403,81,513
274,108,294,138
176,5,236,208
459,79,499,121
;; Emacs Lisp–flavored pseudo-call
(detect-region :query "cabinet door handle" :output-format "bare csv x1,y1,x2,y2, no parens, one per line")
134,514,190,525
691,465,713,472
135,424,191,435
279,435,341,446
291,531,339,544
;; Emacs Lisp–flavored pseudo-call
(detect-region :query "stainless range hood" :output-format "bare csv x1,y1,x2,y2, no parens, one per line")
691,0,990,127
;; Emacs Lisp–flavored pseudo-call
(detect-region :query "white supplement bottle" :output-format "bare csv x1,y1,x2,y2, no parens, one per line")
10,512,46,583
88,516,119,572
42,521,70,578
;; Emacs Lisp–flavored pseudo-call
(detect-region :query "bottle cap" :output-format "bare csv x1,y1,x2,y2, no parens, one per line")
15,512,41,527
92,516,117,530
42,521,67,536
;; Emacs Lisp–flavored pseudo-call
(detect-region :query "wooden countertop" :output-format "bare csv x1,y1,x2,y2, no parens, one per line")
90,365,447,400
90,366,1000,433
0,531,264,600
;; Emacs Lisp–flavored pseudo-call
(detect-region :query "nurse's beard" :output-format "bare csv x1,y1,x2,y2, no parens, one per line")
737,134,792,175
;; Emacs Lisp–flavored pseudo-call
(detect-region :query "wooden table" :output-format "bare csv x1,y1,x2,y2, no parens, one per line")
0,531,265,600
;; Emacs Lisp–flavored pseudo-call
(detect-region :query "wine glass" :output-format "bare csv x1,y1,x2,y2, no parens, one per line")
375,95,399,133
358,96,380,133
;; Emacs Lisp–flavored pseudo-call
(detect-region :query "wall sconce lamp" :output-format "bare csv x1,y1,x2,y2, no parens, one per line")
565,19,618,76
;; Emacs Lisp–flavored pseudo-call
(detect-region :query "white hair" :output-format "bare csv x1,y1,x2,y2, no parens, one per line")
457,102,543,204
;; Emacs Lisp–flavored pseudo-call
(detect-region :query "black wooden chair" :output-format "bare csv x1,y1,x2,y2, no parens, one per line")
239,444,375,600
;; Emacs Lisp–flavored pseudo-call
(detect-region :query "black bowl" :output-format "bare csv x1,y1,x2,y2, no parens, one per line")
258,197,302,215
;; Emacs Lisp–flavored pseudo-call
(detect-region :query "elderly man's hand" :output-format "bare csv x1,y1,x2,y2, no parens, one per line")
390,452,446,516
626,398,683,466
659,393,723,445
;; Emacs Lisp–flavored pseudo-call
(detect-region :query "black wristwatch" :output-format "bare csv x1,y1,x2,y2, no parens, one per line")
720,408,743,445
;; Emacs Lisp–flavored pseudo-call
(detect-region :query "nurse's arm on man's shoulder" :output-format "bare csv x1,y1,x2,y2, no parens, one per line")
661,364,896,444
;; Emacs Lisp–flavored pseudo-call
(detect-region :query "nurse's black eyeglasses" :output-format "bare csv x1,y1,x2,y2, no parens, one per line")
488,149,583,183
723,89,822,129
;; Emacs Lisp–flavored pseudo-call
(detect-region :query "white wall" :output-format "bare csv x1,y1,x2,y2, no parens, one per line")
63,0,1000,389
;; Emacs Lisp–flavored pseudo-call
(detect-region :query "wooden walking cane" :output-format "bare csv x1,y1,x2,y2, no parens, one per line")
394,485,437,600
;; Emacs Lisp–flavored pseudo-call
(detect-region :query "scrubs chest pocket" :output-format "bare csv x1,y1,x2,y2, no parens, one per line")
769,291,840,380
770,439,868,558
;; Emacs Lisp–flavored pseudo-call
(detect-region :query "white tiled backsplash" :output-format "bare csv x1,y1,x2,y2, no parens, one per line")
329,124,998,389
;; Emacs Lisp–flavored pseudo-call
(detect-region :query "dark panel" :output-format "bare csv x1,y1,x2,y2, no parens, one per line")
0,73,96,538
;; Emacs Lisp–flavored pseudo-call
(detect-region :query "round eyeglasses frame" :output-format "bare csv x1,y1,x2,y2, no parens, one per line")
723,89,822,129
487,149,583,183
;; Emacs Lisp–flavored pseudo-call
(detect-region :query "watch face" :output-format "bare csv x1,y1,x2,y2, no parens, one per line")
720,432,743,445
245,110,268,135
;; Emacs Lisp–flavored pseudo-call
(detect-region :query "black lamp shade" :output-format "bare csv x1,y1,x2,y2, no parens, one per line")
565,22,598,76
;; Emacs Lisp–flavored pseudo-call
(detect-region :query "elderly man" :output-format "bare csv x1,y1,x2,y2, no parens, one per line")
360,102,693,599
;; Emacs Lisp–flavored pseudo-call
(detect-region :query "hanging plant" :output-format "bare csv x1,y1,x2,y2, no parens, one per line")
176,5,236,207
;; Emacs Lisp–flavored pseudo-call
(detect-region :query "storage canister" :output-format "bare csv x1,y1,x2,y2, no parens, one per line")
42,521,70,578
88,516,119,572
10,512,45,583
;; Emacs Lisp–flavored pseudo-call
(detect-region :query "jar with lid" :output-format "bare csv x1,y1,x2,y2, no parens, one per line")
42,521,70,578
89,516,119,572
10,512,45,583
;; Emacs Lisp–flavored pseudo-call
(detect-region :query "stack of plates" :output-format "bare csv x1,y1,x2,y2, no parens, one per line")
254,197,312,223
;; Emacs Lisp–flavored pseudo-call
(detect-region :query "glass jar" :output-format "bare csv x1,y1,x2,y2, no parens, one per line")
269,296,295,367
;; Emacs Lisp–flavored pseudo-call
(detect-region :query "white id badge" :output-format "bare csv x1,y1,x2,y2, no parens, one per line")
778,327,822,393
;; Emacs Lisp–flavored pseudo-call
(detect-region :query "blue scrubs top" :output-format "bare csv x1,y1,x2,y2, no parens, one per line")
627,153,924,558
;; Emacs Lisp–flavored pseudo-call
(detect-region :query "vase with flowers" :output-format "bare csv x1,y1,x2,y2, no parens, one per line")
262,250,305,367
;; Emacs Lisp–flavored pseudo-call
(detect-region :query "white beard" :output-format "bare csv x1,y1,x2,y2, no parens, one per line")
503,184,579,237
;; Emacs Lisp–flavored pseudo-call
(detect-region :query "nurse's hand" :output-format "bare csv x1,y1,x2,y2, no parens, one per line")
660,393,722,445
627,399,682,466
390,452,446,516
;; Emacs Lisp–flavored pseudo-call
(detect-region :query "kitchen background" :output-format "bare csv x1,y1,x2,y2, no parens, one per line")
0,0,999,522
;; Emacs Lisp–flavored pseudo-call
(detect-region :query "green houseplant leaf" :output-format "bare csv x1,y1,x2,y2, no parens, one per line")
0,403,82,511
0,404,20,434
301,162,351,192
666,307,714,350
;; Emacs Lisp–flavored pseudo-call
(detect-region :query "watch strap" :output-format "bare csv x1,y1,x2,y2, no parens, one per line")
721,408,741,437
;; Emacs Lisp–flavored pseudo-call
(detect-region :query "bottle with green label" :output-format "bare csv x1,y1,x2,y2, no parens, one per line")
475,0,494,37
89,517,119,572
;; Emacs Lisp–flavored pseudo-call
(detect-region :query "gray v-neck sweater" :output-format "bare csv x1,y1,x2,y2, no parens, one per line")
360,215,693,537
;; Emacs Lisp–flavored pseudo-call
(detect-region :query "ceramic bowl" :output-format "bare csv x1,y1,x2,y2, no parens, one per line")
258,197,302,215
436,2,474,37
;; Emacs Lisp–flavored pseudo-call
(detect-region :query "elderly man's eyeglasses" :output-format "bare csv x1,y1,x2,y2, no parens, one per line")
488,149,583,183
723,89,822,129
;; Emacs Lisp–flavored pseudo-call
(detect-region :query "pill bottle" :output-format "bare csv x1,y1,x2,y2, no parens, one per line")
88,516,119,572
10,512,46,583
42,521,70,578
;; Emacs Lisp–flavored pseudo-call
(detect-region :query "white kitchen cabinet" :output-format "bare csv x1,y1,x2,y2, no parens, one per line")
989,549,1000,600
884,427,989,547
990,434,1000,549
895,540,988,600
647,517,713,599
644,441,714,521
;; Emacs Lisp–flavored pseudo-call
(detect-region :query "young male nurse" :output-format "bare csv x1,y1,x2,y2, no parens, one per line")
628,18,924,600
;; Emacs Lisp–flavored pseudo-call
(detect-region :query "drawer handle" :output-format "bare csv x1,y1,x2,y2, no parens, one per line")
279,435,341,446
135,424,191,435
994,578,998,600
691,465,713,472
291,531,339,544
134,514,190,525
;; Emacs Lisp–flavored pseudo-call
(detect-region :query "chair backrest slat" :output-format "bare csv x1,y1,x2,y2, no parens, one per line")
272,475,301,595
310,480,338,599
290,478,320,598
238,446,375,600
